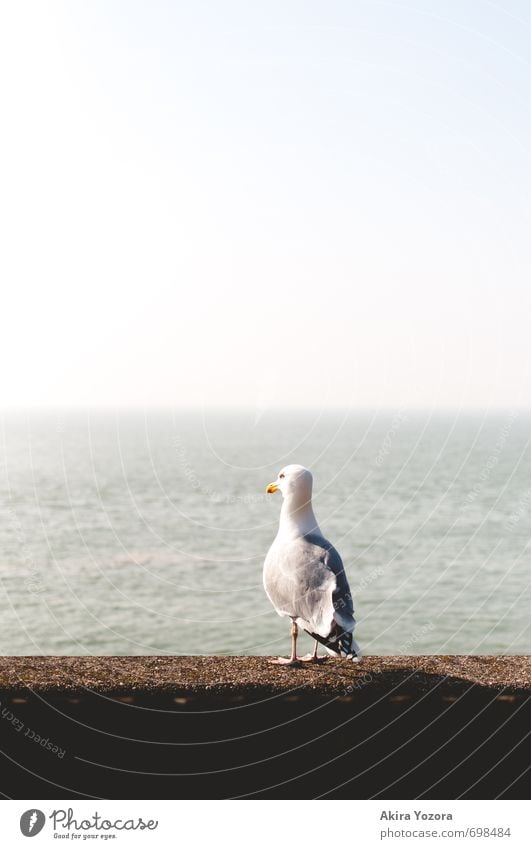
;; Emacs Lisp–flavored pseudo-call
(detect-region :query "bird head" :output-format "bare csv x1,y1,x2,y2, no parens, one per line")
266,464,313,506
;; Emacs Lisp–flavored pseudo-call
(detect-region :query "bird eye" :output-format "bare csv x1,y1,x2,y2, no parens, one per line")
279,473,285,479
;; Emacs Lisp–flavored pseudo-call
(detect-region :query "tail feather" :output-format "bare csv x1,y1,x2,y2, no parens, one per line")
305,624,362,661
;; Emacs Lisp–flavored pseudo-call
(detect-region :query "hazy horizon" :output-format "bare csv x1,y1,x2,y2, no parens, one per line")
1,404,530,413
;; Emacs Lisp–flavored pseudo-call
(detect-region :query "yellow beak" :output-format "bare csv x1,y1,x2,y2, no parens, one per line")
266,482,279,494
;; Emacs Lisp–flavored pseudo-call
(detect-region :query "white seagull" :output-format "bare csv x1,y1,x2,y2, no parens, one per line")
263,464,362,666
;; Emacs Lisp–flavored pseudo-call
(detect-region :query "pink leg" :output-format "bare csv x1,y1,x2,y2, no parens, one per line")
270,620,302,666
300,640,326,663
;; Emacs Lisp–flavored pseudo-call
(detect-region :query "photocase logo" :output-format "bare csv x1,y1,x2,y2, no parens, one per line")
20,809,45,837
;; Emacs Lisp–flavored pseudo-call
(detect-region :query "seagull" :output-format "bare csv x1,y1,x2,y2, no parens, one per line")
263,464,361,666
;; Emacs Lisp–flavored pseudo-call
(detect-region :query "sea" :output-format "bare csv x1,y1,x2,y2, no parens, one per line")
0,409,529,656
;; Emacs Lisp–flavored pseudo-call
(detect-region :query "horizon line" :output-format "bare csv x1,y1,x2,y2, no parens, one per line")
0,404,529,415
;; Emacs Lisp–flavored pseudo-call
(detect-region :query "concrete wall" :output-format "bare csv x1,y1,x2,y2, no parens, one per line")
0,656,528,799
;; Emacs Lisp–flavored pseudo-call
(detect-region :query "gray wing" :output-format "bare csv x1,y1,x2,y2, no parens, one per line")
306,534,359,656
263,532,355,643
305,533,356,636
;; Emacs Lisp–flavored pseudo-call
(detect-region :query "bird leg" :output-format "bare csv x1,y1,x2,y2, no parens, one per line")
300,639,326,663
270,620,302,666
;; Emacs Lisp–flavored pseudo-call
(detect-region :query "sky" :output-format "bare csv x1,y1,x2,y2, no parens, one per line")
1,0,531,410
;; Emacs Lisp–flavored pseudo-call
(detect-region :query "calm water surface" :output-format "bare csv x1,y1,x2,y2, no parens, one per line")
0,410,529,656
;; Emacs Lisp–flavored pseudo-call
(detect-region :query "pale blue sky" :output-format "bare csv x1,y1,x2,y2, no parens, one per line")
1,1,531,408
